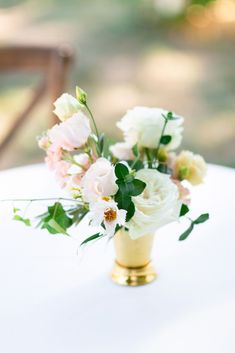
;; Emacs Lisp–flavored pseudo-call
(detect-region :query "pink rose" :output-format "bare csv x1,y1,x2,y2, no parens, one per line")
81,158,118,203
48,112,91,151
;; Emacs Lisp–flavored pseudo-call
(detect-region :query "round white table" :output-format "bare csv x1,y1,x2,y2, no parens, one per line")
0,163,234,353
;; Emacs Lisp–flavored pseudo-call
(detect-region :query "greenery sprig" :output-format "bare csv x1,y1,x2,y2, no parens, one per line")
114,163,146,222
179,205,209,240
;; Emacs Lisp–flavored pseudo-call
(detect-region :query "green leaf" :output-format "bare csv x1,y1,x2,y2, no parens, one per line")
115,163,129,179
131,160,144,171
167,111,173,119
115,190,131,210
13,207,20,213
126,201,135,222
160,135,172,145
119,179,146,197
40,202,73,235
80,233,103,246
13,214,31,227
193,213,209,225
179,222,194,241
68,207,88,225
47,219,68,235
124,174,134,183
98,133,105,154
131,179,146,196
167,111,179,120
132,144,139,158
180,204,189,217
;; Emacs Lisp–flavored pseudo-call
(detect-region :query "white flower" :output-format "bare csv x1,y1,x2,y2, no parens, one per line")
127,169,182,239
81,158,118,203
117,106,184,151
88,198,126,237
48,112,91,151
109,142,134,160
173,150,207,185
53,93,82,121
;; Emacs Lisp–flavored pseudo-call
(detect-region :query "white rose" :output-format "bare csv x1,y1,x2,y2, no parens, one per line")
48,112,91,151
127,169,181,239
117,106,184,150
109,142,134,160
53,93,82,121
81,158,118,203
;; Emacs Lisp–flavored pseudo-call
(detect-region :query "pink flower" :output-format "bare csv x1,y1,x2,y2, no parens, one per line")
54,160,71,188
48,112,91,151
81,158,118,203
172,179,191,205
45,147,63,170
38,136,50,150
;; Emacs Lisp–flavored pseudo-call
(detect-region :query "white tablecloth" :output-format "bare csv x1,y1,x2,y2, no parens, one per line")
0,163,234,353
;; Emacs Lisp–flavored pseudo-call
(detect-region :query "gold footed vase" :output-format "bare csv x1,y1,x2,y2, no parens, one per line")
111,229,157,286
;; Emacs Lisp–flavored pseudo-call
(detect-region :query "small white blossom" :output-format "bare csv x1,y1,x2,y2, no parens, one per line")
88,198,126,237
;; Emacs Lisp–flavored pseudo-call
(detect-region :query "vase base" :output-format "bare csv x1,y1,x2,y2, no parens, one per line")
111,261,157,287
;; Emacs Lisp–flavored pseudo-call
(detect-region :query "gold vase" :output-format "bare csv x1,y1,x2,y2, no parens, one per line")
111,229,157,286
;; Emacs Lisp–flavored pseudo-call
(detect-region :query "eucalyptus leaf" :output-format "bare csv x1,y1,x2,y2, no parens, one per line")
193,213,209,225
179,222,194,241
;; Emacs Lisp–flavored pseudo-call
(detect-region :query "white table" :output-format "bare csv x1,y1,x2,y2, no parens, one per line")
0,163,234,353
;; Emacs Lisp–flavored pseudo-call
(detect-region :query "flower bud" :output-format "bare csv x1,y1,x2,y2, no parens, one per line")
76,86,87,105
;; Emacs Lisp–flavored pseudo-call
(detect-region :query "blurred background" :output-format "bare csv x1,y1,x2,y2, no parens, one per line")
0,0,235,169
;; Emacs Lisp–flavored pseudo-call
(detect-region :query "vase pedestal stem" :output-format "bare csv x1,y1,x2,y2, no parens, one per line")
111,229,157,286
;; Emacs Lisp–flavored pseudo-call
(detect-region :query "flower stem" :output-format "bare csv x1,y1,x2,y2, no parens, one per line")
145,148,152,168
84,103,101,156
84,103,100,141
155,115,168,160
0,197,82,203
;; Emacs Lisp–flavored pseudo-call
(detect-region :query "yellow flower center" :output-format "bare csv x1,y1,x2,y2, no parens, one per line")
102,196,110,201
104,208,117,222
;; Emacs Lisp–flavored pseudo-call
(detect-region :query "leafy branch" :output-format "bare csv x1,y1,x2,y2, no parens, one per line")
179,213,209,241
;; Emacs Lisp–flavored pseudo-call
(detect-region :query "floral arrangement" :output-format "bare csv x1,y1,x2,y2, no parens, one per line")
13,86,209,244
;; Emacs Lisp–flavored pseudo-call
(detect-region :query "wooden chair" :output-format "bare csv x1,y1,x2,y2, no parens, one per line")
0,45,74,153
